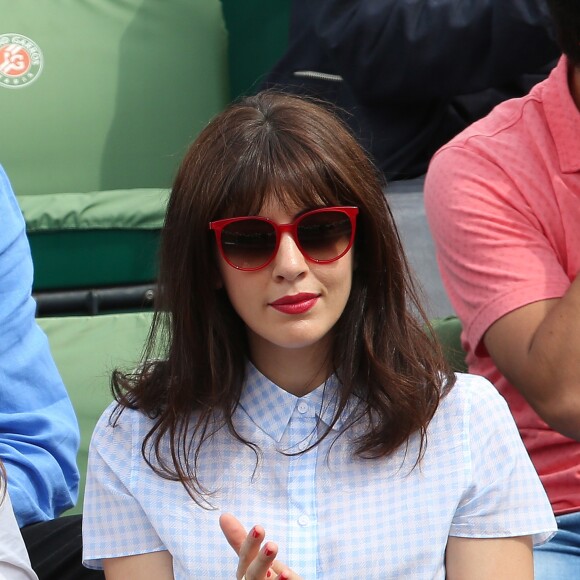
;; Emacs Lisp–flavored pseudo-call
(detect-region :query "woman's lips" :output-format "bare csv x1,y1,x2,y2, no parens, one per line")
269,293,319,314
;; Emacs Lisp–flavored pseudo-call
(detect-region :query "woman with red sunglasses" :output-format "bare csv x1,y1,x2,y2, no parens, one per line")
82,92,555,579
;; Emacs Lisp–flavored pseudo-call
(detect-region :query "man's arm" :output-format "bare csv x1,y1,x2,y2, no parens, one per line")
484,281,580,440
315,0,558,102
0,166,80,526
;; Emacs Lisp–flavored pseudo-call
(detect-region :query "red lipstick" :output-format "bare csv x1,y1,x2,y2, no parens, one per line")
269,293,319,314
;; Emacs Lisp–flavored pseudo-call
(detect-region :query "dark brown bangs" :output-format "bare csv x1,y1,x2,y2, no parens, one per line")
215,140,346,219
211,99,352,220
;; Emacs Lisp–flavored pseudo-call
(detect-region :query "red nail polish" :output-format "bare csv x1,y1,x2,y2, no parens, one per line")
266,571,272,578
251,527,260,539
264,546,274,557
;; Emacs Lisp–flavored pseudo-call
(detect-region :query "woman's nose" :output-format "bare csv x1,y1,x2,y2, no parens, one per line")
271,232,308,280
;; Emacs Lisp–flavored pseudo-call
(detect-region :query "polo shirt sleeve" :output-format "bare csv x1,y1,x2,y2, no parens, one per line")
0,165,80,526
425,144,570,355
82,404,166,570
449,375,556,544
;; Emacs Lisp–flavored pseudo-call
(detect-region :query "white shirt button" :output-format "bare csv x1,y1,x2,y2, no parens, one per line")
298,440,308,451
298,515,310,526
297,402,308,414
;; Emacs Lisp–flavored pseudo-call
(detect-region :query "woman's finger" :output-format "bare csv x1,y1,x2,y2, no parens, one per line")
218,512,247,554
219,514,279,579
237,525,268,578
243,541,278,580
270,560,295,580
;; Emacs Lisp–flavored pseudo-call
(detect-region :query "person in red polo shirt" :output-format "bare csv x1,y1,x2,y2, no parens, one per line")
425,0,580,576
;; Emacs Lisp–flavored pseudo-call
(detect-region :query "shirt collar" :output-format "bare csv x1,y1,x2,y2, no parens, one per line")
543,56,580,173
238,362,360,443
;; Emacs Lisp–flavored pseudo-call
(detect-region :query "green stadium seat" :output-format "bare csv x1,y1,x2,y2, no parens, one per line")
430,315,468,374
1,0,229,297
37,312,154,515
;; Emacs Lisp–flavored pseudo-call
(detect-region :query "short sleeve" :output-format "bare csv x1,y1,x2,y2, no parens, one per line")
450,376,556,545
425,144,569,355
82,403,166,570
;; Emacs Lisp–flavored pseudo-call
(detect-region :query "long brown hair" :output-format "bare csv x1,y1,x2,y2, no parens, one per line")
112,92,455,504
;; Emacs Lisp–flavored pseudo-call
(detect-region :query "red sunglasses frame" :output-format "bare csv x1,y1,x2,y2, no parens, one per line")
209,206,359,271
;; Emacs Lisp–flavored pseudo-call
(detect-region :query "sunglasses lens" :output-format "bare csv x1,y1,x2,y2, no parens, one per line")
297,210,353,262
220,219,276,269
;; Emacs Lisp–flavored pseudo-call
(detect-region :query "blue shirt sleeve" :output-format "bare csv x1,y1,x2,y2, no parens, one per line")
0,165,80,527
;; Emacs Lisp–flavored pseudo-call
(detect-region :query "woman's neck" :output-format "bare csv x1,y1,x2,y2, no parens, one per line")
248,339,333,397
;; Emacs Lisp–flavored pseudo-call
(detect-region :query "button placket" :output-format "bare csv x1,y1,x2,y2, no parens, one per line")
285,400,318,577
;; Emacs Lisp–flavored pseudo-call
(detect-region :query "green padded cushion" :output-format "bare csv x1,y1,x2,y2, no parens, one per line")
37,311,154,516
1,0,229,197
221,0,291,99
18,189,169,291
20,189,169,232
430,315,468,374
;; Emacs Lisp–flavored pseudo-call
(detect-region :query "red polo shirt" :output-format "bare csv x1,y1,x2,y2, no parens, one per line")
425,56,580,515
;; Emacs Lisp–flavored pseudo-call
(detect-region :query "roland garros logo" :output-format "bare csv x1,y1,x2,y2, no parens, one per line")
0,33,43,89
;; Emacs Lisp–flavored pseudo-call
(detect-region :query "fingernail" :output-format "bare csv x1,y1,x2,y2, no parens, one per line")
251,526,260,539
266,571,272,578
264,546,274,557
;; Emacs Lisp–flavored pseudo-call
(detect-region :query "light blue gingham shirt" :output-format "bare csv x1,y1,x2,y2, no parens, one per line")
83,364,556,578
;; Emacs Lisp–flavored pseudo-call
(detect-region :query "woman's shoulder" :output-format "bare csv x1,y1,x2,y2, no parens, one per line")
91,401,156,447
443,372,507,408
433,372,514,434
428,373,540,489
90,400,209,450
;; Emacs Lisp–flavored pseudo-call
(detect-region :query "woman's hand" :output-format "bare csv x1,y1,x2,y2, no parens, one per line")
219,513,304,580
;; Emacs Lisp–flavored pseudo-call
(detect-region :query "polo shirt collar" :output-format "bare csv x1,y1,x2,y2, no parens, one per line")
239,361,360,443
544,56,580,173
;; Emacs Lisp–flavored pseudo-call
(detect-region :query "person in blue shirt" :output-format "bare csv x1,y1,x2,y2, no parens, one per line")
0,164,79,527
0,164,103,579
